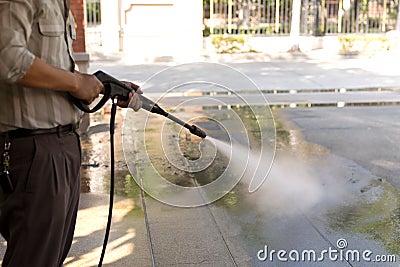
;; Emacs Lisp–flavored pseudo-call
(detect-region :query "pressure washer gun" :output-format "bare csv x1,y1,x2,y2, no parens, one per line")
73,70,206,139
73,70,206,267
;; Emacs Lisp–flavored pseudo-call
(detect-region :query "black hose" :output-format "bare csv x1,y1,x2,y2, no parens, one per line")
94,92,205,266
98,99,117,267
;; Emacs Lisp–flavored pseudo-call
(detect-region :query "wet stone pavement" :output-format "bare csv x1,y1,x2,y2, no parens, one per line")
63,102,399,266
75,53,400,266
0,104,398,266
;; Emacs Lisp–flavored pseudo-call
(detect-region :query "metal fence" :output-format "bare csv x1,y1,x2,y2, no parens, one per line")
85,0,102,46
203,0,400,36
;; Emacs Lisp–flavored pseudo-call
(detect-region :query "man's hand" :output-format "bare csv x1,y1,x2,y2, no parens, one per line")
71,72,104,105
119,81,143,111
17,57,140,109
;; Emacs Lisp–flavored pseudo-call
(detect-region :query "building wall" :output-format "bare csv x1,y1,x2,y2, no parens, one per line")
70,0,86,53
100,0,204,62
71,0,89,72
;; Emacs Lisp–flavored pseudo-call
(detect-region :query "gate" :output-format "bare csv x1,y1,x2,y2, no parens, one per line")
86,0,102,47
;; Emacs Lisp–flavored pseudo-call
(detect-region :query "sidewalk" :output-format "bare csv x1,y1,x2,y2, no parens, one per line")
88,49,400,92
2,49,397,266
63,49,400,267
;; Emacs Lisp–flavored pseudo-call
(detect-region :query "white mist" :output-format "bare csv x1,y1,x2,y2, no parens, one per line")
204,136,346,216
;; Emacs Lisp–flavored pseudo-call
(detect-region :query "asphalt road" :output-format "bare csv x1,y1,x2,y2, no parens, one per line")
279,106,400,188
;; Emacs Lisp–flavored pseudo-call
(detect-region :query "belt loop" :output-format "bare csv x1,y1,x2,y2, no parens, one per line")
74,122,79,133
57,125,63,138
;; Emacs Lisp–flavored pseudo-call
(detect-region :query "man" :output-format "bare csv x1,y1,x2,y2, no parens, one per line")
0,1,141,266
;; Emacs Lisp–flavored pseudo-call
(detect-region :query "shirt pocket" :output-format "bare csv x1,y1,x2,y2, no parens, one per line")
38,19,64,37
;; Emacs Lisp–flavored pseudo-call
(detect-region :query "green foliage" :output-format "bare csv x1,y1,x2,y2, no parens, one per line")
338,35,390,53
211,35,255,53
203,26,211,37
86,2,101,24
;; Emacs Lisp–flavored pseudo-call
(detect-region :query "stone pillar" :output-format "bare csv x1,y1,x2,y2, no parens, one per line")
100,0,121,53
121,0,203,62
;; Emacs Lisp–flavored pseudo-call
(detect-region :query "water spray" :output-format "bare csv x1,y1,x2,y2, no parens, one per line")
72,70,206,266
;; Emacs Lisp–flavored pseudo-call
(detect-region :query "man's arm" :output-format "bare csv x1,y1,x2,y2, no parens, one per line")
18,57,103,104
0,1,102,104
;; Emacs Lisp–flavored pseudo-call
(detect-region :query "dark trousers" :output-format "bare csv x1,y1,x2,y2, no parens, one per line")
0,131,81,267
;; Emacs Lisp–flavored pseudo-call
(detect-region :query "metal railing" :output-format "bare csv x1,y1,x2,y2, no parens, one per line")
203,0,400,36
85,0,102,46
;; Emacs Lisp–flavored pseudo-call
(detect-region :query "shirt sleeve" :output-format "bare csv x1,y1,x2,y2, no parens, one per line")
0,0,36,84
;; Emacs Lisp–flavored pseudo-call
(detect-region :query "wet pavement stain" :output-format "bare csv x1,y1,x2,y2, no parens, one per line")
79,104,400,265
79,110,145,213
326,179,400,255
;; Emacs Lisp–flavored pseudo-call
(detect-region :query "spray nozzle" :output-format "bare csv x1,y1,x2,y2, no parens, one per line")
187,124,207,139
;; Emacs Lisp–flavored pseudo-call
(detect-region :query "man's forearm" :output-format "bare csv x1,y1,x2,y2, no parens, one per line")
17,57,78,94
17,57,104,103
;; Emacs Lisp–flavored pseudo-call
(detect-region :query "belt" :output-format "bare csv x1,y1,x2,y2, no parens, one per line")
5,124,78,138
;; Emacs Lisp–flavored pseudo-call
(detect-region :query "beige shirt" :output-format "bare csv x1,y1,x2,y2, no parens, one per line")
0,0,81,133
